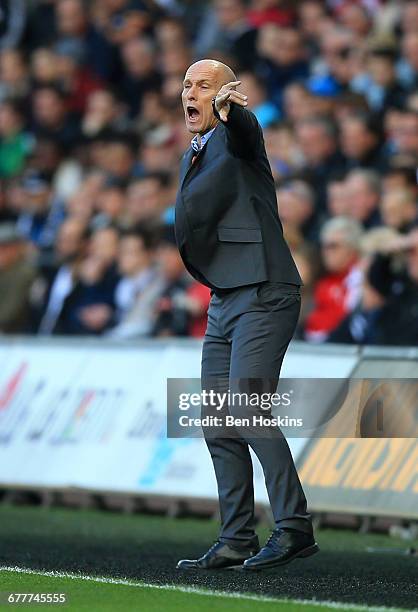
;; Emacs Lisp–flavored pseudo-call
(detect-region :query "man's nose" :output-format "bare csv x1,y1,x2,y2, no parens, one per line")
187,87,197,101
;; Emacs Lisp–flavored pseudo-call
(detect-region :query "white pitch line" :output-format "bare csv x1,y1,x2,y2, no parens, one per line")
0,566,407,612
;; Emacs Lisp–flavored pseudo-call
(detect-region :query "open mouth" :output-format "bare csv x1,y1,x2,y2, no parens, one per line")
186,106,200,122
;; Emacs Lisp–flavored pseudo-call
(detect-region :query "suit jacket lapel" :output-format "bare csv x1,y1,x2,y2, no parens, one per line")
179,147,194,190
180,125,222,190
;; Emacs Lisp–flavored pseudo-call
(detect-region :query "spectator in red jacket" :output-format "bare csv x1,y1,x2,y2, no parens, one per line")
248,0,295,28
304,216,364,342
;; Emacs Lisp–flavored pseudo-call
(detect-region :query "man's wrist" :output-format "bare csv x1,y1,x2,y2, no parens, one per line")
212,97,220,119
212,97,235,122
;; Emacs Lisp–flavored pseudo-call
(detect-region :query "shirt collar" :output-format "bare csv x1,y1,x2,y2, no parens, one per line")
191,127,216,152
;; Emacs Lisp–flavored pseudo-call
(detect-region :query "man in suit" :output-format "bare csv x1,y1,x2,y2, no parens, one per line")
175,60,318,571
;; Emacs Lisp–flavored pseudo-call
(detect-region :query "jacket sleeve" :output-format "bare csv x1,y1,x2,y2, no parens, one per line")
212,99,263,160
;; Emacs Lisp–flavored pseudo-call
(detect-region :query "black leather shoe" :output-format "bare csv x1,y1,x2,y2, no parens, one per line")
176,540,259,570
243,528,319,571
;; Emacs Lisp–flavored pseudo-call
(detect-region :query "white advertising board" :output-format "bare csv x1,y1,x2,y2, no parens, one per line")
0,339,359,505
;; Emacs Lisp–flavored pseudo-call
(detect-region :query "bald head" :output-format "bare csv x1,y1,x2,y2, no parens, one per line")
187,59,237,86
182,59,237,134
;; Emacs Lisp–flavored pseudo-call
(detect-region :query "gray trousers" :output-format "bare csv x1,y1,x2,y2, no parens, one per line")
201,280,312,548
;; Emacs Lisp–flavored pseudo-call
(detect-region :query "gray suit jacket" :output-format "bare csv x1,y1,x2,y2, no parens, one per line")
174,102,302,289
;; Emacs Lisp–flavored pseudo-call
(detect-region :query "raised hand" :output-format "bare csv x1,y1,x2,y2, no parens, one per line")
214,80,248,122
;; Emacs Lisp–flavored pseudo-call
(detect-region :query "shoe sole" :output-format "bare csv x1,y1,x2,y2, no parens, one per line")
176,563,246,571
243,543,320,571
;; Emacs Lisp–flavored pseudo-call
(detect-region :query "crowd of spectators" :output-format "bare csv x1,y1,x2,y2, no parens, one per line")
0,0,417,345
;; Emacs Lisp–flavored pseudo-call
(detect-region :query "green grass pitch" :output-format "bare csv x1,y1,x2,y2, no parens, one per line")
0,505,416,611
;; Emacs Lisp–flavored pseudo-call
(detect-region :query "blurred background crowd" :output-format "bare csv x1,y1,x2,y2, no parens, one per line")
0,0,417,345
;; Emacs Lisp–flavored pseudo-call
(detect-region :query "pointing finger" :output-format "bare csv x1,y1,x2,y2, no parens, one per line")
230,91,247,101
216,92,230,103
228,91,248,105
224,80,241,89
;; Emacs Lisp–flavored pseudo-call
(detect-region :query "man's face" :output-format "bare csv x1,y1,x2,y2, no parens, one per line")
297,124,334,165
341,119,376,159
215,0,245,28
57,0,86,36
381,191,416,229
118,236,150,277
56,220,85,263
127,178,161,221
321,230,357,273
90,228,119,265
182,62,221,134
277,188,312,225
158,243,184,279
34,91,65,128
327,181,350,216
24,187,51,214
396,113,418,155
346,176,378,222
